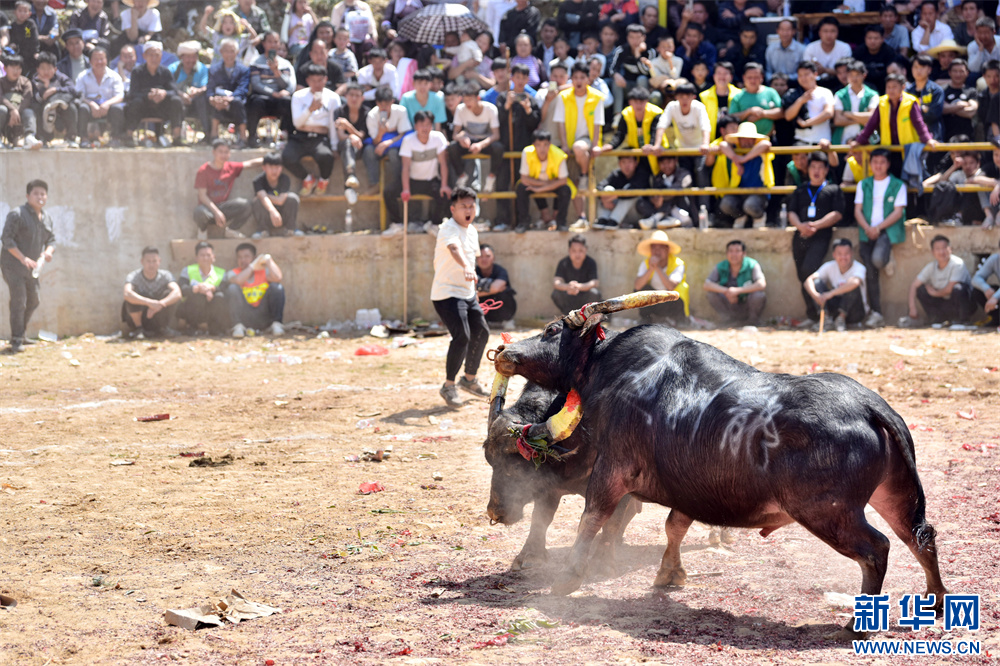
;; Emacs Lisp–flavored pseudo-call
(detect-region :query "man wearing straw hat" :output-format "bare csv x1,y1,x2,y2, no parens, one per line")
634,230,689,326
715,121,774,229
925,39,966,86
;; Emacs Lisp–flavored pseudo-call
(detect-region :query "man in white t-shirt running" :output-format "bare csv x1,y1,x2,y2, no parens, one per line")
431,187,491,408
803,238,868,332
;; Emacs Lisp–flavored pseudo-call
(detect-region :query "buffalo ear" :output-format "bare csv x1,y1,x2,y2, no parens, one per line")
579,312,605,339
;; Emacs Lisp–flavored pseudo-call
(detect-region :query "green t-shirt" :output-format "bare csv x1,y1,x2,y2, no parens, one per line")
729,86,782,137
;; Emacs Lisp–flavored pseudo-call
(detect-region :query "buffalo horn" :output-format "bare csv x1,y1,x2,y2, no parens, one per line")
565,291,681,327
487,374,510,429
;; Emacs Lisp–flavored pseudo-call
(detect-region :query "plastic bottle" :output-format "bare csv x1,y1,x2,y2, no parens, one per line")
31,255,45,279
345,209,353,234
779,202,788,229
698,205,708,230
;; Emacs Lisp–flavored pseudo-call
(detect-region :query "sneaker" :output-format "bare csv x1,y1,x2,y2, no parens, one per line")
232,323,246,338
657,215,682,230
269,321,285,336
423,221,438,236
568,217,589,231
483,174,496,193
315,178,329,195
251,231,264,239
884,254,896,277
834,312,847,333
455,173,469,189
752,215,767,229
64,140,79,149
345,175,360,190
23,134,42,150
515,224,529,234
864,311,885,329
897,315,920,328
491,223,509,232
293,229,305,236
733,215,748,229
592,218,618,230
5,339,24,354
224,227,246,239
440,383,464,407
300,175,316,196
457,376,489,397
638,216,656,230
795,318,816,330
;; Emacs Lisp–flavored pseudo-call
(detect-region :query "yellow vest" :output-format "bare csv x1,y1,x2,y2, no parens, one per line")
878,93,919,146
700,83,739,139
523,145,578,197
642,255,689,316
709,138,775,192
560,86,603,147
622,103,663,174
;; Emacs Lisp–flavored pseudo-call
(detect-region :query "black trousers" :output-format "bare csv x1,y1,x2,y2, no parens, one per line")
176,293,232,334
793,227,833,321
859,233,892,314
407,178,450,223
432,296,490,382
37,95,80,142
121,300,177,334
479,289,517,323
194,200,253,237
78,102,125,138
212,98,247,126
1,262,40,342
282,133,335,180
813,278,867,323
447,140,505,184
124,95,184,130
516,182,571,230
972,288,1000,326
917,283,974,324
251,193,300,235
226,282,285,330
551,288,601,315
246,94,292,139
0,106,37,140
184,94,211,136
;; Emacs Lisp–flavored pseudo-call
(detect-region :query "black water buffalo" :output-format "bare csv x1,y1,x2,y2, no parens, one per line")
484,380,642,571
491,292,947,637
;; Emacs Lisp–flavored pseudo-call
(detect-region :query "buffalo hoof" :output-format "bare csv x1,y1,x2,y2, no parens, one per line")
550,573,584,596
653,566,687,588
511,547,548,572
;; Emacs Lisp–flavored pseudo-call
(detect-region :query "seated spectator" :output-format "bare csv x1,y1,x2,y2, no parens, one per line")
516,129,574,232
481,58,528,105
784,140,811,186
329,0,378,63
369,85,412,226
971,239,1000,327
552,234,601,314
586,54,613,109
57,29,90,84
0,55,42,150
648,36,684,102
903,234,973,326
636,153,693,229
252,152,302,237
499,0,543,54
558,0,600,49
701,61,738,140
119,0,163,51
115,45,136,94
907,54,944,141
968,18,1000,78
728,24,766,85
677,23,717,80
802,17,852,84
233,0,272,37
634,230,688,325
926,39,964,86
803,238,869,332
594,154,649,229
765,18,804,84
176,241,231,335
449,28,484,84
207,38,251,144
716,1,765,54
124,41,184,146
447,82,502,193
924,152,994,225
784,62,835,144
68,0,111,57
715,121,774,228
854,148,907,329
880,4,910,56
941,59,977,141
787,151,844,327
536,61,571,139
286,63,340,196
282,0,318,59
247,31,296,148
510,33,543,89
852,26,895,93
704,239,766,326
656,82,711,208
978,60,999,141
297,38,345,94
75,47,125,147
329,27,359,83
198,8,255,65
912,0,954,54
169,41,210,139
401,68,446,131
399,110,451,227
953,0,982,48
31,52,81,148
548,35,577,81
529,18,557,77
122,246,181,338
729,62,784,139
9,1,39,78
335,82,377,194
475,244,517,327
555,62,606,210
226,243,286,337
850,74,938,178
610,24,655,112
833,61,878,183
194,139,261,238
602,86,661,181
357,47,395,101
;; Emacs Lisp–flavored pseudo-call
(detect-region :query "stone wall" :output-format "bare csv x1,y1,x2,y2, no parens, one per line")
1,150,997,337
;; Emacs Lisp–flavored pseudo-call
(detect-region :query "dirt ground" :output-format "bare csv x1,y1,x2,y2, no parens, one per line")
0,325,997,665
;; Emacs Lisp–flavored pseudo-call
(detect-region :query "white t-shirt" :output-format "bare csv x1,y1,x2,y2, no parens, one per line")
815,259,868,310
291,87,341,147
553,89,605,141
794,86,834,143
456,39,482,64
833,86,879,144
917,255,971,290
365,103,412,138
431,218,480,301
400,130,448,181
637,259,684,291
659,100,711,148
356,63,397,101
453,101,499,141
519,152,569,180
802,40,852,70
121,7,162,32
853,177,907,228
911,21,955,53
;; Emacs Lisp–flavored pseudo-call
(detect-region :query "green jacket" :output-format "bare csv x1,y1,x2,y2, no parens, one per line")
858,175,906,245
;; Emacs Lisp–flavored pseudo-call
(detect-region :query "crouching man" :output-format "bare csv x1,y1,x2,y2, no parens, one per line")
225,242,286,337
803,238,869,332
122,246,182,338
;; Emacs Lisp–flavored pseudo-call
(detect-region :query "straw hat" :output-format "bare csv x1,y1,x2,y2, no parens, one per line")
724,121,769,145
926,39,967,56
637,230,681,257
121,0,160,8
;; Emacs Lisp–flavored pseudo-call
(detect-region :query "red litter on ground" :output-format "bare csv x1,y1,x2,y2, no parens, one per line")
355,344,389,356
357,482,385,495
473,633,513,649
134,413,171,422
957,407,977,420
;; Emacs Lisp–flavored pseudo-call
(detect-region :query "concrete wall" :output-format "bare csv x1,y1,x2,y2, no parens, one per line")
1,150,998,337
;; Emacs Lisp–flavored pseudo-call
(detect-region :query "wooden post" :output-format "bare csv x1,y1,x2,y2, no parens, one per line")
403,200,409,325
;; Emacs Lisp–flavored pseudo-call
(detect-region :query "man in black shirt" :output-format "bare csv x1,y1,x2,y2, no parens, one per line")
495,63,541,230
334,82,377,193
123,41,184,146
498,0,542,52
594,154,650,229
786,152,844,325
942,59,977,140
852,25,895,94
296,39,344,93
977,60,999,141
476,244,518,326
552,234,601,314
252,152,301,237
2,179,55,354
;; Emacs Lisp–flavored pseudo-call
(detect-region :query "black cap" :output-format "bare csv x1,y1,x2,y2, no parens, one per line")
62,28,84,43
